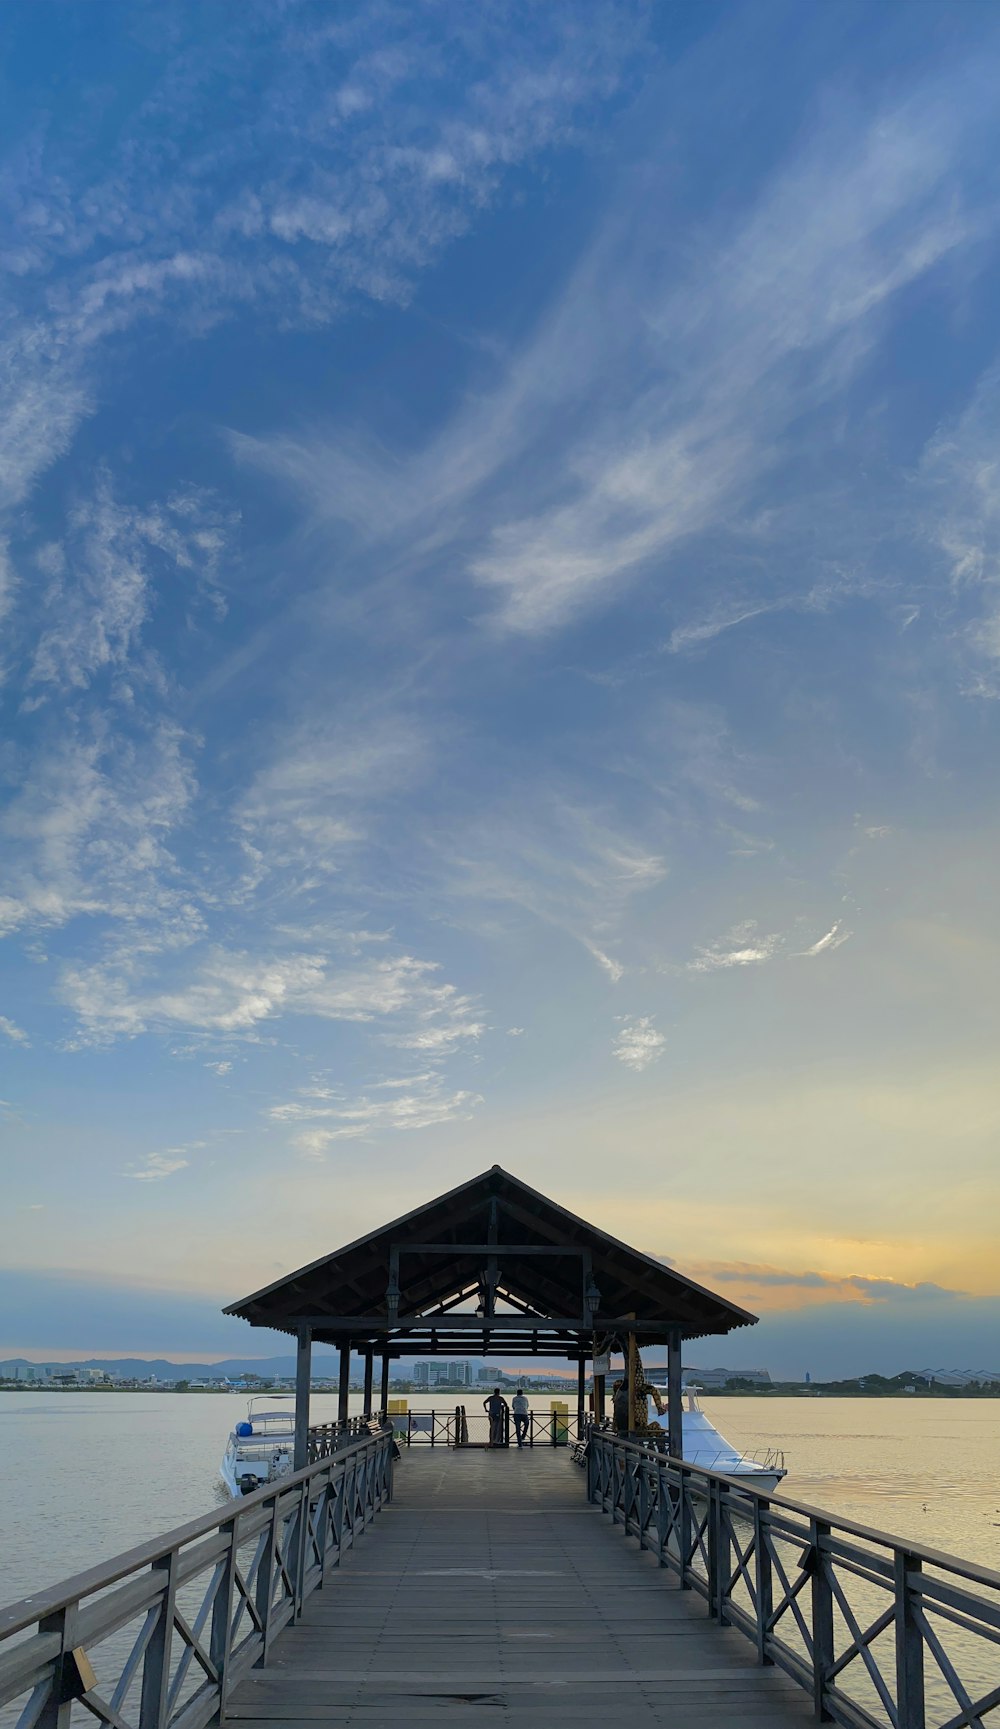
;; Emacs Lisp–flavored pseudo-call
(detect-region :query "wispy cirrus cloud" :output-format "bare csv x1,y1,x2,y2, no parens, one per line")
235,713,429,880
271,1070,484,1156
1,6,641,515
433,794,666,982
687,922,782,974
25,479,234,696
0,723,199,941
60,941,482,1048
613,1014,665,1071
0,1016,29,1045
123,1148,196,1183
799,921,852,957
243,58,1000,641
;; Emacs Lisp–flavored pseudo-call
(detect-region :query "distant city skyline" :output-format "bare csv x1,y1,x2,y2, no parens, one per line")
4,4,1000,1375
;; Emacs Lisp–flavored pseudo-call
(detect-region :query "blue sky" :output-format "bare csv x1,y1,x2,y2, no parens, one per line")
3,1,1000,1378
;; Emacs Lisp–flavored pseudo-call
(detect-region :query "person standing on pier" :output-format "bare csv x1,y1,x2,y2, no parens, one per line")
511,1388,529,1448
484,1387,509,1447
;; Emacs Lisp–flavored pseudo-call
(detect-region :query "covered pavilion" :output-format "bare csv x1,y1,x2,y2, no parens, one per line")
223,1165,757,1467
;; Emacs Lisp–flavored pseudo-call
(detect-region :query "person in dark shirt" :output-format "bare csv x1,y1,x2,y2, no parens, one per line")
612,1378,631,1438
483,1388,509,1447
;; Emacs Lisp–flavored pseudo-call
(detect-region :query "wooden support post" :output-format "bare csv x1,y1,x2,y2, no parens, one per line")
210,1514,238,1716
626,1320,637,1436
338,1340,351,1427
140,1552,177,1727
754,1496,773,1664
678,1464,693,1589
810,1518,834,1721
577,1356,586,1435
485,1196,498,1318
362,1347,374,1418
667,1327,683,1461
707,1478,722,1619
895,1551,925,1729
594,1369,606,1423
380,1348,391,1416
37,1605,77,1729
294,1325,312,1471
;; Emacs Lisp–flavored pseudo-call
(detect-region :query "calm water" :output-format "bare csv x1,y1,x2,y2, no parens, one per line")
1,1392,998,1607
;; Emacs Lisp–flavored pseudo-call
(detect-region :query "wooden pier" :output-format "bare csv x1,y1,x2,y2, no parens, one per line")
3,1423,1000,1728
3,1170,999,1729
227,1447,813,1729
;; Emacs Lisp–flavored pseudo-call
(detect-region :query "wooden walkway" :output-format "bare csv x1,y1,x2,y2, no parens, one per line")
227,1449,815,1729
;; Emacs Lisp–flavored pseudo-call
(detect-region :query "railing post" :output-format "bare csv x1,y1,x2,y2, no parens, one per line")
210,1517,238,1724
36,1606,77,1729
655,1459,670,1566
707,1478,722,1619
753,1496,773,1665
139,1551,177,1729
717,1483,733,1626
333,1455,346,1558
895,1550,925,1729
293,1480,310,1620
623,1449,634,1532
678,1464,692,1588
257,1499,279,1664
319,1465,337,1582
638,1459,649,1550
810,1518,834,1721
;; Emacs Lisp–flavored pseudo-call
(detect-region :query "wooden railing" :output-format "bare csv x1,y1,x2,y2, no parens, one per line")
588,1433,1000,1729
0,1426,393,1729
306,1416,376,1461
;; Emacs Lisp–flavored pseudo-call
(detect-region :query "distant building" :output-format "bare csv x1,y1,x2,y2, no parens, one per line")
413,1363,430,1386
683,1366,772,1388
914,1367,1000,1387
0,1362,52,1382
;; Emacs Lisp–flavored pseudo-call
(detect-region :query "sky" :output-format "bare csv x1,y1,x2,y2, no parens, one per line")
3,1,1000,1382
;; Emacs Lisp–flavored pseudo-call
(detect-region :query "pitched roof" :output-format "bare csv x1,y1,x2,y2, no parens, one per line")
224,1164,756,1348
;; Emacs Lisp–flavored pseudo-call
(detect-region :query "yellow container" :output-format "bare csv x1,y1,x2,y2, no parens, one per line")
550,1400,569,1445
387,1398,409,1436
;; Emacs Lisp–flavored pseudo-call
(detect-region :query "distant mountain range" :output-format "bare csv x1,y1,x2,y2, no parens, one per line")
0,1354,345,1378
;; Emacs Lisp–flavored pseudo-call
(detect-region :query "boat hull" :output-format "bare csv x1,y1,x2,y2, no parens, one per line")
722,1467,786,1495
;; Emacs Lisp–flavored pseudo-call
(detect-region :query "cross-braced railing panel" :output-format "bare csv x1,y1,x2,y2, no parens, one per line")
587,1434,1000,1729
0,1428,393,1729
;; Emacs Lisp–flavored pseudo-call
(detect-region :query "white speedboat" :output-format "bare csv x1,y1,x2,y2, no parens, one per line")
221,1398,296,1497
648,1386,786,1492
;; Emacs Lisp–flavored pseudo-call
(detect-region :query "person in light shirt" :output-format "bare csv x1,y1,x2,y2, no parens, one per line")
511,1388,529,1448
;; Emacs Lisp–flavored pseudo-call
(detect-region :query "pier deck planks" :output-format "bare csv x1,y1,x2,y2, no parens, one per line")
227,1448,814,1728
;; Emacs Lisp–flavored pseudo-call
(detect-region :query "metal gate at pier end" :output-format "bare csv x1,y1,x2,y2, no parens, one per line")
0,1427,393,1729
588,1431,1000,1729
387,1405,581,1447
